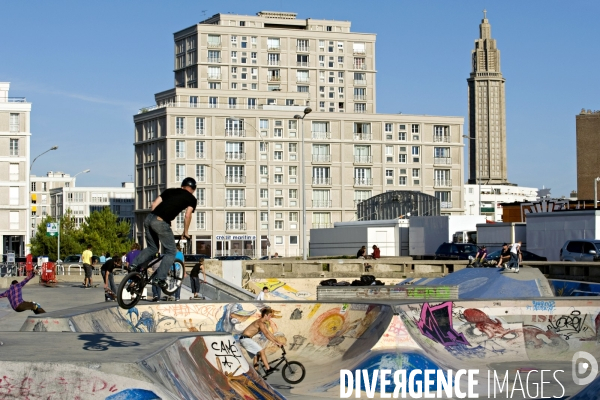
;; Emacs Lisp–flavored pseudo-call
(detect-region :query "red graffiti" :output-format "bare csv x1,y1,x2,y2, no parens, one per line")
0,375,118,399
463,309,517,340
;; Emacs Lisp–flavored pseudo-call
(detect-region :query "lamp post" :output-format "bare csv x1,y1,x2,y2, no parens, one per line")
207,165,226,257
462,135,482,216
294,107,312,260
28,145,58,255
594,177,600,209
72,169,90,186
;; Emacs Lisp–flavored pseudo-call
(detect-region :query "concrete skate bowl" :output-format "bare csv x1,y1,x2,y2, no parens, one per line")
21,299,600,399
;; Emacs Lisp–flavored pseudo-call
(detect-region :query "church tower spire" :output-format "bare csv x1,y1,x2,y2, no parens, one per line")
467,11,508,185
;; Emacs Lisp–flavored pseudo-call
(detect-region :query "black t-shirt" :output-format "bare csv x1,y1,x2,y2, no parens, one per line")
152,188,197,223
190,263,202,278
357,249,365,258
501,249,511,257
101,259,117,273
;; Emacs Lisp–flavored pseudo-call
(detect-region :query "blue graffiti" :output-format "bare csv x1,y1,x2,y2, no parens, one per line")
526,300,556,312
105,388,161,400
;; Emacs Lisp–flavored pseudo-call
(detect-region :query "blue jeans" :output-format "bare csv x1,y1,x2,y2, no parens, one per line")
132,214,177,281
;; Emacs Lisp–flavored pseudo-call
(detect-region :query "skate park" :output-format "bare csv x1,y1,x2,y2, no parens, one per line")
0,262,599,399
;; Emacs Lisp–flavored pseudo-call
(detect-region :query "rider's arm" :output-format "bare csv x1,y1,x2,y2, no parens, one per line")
0,289,8,298
150,196,162,211
183,206,193,237
259,321,282,346
17,272,35,288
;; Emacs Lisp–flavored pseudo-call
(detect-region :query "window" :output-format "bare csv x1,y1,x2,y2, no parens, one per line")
9,139,19,156
297,86,309,93
313,166,331,185
398,132,406,141
208,34,220,47
260,142,268,153
399,176,407,186
10,211,19,230
354,190,371,206
312,189,330,207
175,117,185,134
274,151,283,160
353,42,366,54
312,121,330,139
189,96,198,107
312,212,330,228
145,166,156,185
434,169,451,186
9,187,19,205
435,191,452,209
260,165,268,176
196,165,205,182
288,120,297,130
175,164,185,181
288,143,297,153
196,212,206,230
226,189,245,207
354,145,372,163
319,55,325,67
209,97,218,108
385,146,393,163
354,168,372,185
208,82,221,89
195,117,205,135
297,39,309,51
274,220,283,229
175,140,186,158
9,114,19,132
274,197,283,208
274,128,283,138
354,103,366,113
411,124,420,133
412,169,420,178
31,182,37,192
297,54,309,67
208,50,221,63
399,154,407,163
289,189,298,199
247,98,257,109
226,212,245,230
290,236,298,245
195,188,205,206
274,174,283,183
289,166,297,176
267,37,280,50
319,40,325,50
386,169,394,184
268,53,280,65
9,164,18,181
434,125,450,142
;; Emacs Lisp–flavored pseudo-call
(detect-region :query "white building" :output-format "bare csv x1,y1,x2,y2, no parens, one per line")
464,184,538,221
49,183,135,234
0,83,31,256
30,171,76,240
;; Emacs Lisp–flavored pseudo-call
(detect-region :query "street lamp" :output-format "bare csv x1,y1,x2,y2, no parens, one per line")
294,107,312,260
462,135,482,216
72,168,90,186
30,145,58,172
28,145,58,255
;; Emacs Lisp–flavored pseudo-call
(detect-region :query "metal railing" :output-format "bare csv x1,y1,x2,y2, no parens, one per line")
225,129,246,137
433,135,451,143
434,157,452,165
267,46,281,51
207,57,222,63
208,74,222,80
296,77,310,83
353,49,366,55
207,42,222,48
353,63,367,70
226,199,246,207
267,60,280,66
353,132,372,141
196,152,206,159
226,176,246,184
139,102,306,113
312,154,331,162
197,199,206,206
354,80,367,85
354,178,373,186
268,76,281,82
296,62,309,67
354,95,366,101
440,201,453,209
196,129,205,136
296,46,310,52
434,179,453,188
226,222,247,231
312,177,332,185
312,223,332,229
354,155,373,163
312,131,331,139
225,152,246,161
176,128,185,135
312,200,332,208
354,107,367,114
175,151,186,158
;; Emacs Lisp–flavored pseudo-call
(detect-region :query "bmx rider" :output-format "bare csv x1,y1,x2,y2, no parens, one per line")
239,308,283,375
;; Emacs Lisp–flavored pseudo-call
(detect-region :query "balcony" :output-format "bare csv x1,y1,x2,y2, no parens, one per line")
197,199,206,206
207,57,222,63
312,131,331,139
434,179,453,188
434,135,451,143
296,77,310,83
440,201,453,209
207,74,222,80
353,63,367,70
226,222,247,231
296,62,309,67
267,60,280,66
196,129,205,136
225,152,246,161
196,152,206,159
312,223,332,229
225,129,246,137
226,175,246,184
268,76,281,82
312,154,331,163
353,132,372,141
228,104,239,109
354,155,373,163
354,95,366,101
353,49,366,55
434,157,452,165
226,199,246,207
207,42,222,48
175,151,186,158
296,46,310,52
175,128,185,135
354,106,367,114
354,178,373,186
354,80,367,86
312,200,332,208
268,46,281,51
312,177,332,185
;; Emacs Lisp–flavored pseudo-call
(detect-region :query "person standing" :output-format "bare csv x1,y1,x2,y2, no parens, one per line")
125,243,141,271
190,258,206,299
508,241,522,271
130,178,197,289
99,253,106,264
256,286,269,301
0,272,45,314
101,256,121,300
82,245,94,288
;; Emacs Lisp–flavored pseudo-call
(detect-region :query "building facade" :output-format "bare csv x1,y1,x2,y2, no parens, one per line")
30,171,75,239
466,12,508,185
575,109,600,200
49,183,135,233
0,83,31,256
133,11,465,258
464,183,538,221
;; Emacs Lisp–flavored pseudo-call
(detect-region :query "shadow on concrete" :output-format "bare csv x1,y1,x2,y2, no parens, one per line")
78,333,141,351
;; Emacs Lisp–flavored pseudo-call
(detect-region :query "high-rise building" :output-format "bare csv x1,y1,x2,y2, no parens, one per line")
0,83,31,257
575,109,600,200
30,171,74,239
467,11,508,185
133,11,465,258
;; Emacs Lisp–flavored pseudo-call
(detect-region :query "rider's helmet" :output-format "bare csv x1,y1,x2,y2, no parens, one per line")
181,177,197,190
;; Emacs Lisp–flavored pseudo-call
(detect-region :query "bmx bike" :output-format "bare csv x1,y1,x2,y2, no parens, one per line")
257,347,305,384
117,254,184,309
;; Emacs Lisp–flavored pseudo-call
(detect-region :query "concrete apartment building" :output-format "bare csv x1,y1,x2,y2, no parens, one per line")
463,183,538,221
49,183,135,233
575,109,600,200
133,11,465,258
466,12,509,185
0,83,30,257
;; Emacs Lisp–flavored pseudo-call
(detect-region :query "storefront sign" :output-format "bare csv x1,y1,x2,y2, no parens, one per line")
215,235,257,240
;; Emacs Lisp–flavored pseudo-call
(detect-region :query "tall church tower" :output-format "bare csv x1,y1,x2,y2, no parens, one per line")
467,11,508,185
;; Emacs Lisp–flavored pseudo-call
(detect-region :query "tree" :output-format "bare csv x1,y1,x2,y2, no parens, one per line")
79,207,132,257
30,210,83,260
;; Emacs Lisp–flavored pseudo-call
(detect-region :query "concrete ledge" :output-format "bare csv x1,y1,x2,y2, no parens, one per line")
317,284,459,301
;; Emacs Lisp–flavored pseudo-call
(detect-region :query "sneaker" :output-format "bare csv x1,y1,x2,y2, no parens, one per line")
152,296,160,302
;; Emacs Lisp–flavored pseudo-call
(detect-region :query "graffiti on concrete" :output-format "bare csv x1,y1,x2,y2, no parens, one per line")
526,300,556,313
207,338,246,375
0,375,120,398
547,311,588,340
290,307,303,320
416,302,470,347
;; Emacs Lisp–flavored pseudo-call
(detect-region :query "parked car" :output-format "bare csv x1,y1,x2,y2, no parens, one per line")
184,254,211,262
215,255,252,261
259,255,282,260
560,240,600,262
486,249,547,263
434,243,480,260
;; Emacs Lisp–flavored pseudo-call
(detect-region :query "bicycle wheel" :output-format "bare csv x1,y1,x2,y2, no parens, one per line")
162,259,184,296
117,272,145,309
282,361,306,384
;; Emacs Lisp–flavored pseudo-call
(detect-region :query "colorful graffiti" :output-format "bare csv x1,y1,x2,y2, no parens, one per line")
416,302,470,347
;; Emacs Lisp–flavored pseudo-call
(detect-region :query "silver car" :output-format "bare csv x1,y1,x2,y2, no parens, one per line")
560,240,600,261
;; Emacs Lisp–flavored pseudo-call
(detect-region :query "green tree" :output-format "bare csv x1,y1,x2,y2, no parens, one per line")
79,207,132,257
30,210,83,260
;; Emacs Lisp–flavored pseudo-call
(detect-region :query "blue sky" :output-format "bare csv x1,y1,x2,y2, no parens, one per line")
2,0,599,197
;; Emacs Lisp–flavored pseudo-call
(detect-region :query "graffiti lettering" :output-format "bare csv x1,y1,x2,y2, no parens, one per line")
526,300,555,312
0,375,119,398
547,311,588,340
209,339,243,370
416,302,470,347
